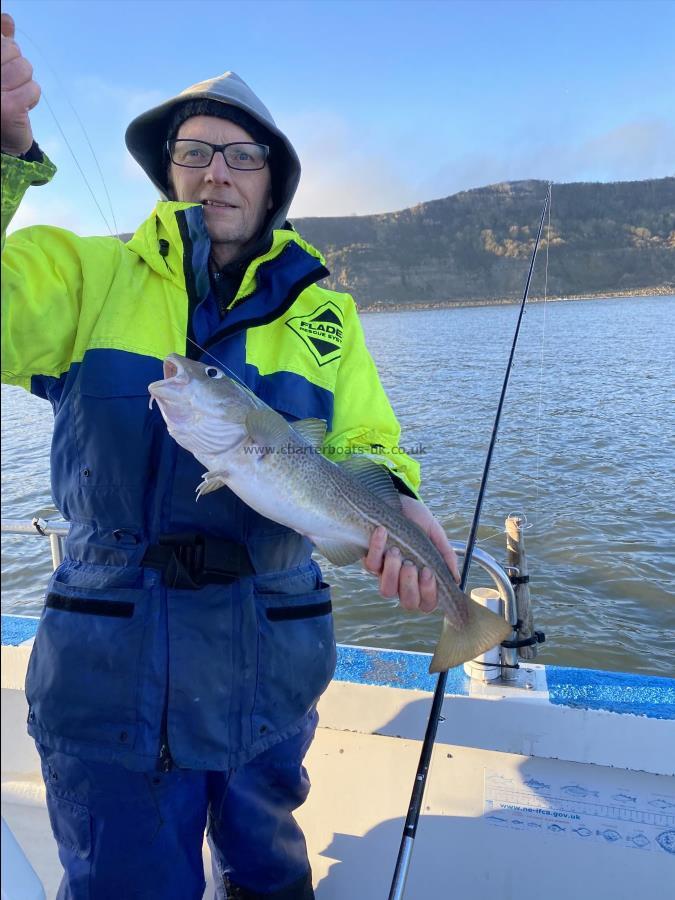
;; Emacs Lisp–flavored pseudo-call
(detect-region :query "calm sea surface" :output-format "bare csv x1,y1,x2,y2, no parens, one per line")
2,295,674,676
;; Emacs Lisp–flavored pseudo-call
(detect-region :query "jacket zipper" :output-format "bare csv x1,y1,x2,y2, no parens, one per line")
157,696,174,772
158,737,173,772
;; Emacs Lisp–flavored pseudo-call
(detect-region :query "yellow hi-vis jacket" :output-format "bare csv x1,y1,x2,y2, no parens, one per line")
1,151,421,770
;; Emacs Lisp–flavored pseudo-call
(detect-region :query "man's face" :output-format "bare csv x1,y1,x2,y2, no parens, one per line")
170,115,273,265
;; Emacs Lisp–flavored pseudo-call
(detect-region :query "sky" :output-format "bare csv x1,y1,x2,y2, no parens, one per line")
6,0,675,236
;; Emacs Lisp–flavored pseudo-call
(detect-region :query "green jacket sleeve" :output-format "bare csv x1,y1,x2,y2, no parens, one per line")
323,295,421,497
1,150,56,241
1,153,121,391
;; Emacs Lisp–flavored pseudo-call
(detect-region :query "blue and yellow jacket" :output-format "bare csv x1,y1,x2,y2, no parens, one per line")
1,152,420,770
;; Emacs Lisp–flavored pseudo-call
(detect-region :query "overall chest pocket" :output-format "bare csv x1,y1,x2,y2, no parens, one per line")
25,570,153,748
250,563,336,740
72,355,164,490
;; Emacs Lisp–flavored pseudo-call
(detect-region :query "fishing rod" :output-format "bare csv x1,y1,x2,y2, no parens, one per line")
388,183,552,900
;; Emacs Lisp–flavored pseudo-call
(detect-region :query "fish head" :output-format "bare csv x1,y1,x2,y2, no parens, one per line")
148,353,261,466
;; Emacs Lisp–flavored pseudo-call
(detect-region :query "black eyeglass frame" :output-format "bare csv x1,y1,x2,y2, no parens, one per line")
166,139,270,171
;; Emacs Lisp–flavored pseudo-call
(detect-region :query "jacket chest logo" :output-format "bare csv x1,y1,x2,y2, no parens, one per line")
285,301,343,366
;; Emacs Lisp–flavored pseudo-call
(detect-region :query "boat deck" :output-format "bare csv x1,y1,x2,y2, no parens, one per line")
2,616,675,899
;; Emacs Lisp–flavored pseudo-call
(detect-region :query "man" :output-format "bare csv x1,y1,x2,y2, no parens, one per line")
1,12,458,898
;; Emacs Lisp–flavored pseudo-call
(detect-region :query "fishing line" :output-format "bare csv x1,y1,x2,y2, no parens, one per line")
476,527,507,544
388,184,552,900
17,28,119,237
182,333,254,392
36,88,115,237
476,511,536,546
533,190,553,528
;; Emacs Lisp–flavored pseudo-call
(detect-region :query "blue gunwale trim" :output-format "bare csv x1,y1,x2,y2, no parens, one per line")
2,615,673,720
2,613,40,647
335,643,469,696
547,665,675,721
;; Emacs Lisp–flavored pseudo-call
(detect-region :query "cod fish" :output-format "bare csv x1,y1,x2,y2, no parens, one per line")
148,354,511,672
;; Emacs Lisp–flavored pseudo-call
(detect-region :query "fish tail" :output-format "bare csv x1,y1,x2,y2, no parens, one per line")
429,596,512,673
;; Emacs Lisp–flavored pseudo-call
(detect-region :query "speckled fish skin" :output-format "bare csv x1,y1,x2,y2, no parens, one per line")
148,354,511,670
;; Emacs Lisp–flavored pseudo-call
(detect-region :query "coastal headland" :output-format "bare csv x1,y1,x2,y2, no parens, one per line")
295,177,675,312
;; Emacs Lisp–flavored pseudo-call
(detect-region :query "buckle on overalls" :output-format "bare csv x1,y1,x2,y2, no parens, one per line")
142,533,254,588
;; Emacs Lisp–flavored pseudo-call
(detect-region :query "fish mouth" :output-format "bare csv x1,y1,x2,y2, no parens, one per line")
163,356,182,380
148,355,190,409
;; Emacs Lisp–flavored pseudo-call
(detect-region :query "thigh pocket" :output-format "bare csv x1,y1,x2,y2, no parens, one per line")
252,572,336,738
26,577,151,747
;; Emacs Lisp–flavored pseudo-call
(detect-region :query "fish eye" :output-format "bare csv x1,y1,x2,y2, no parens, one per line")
205,367,223,379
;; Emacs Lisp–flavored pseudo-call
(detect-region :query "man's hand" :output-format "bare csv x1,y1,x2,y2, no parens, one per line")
362,495,460,613
1,13,40,156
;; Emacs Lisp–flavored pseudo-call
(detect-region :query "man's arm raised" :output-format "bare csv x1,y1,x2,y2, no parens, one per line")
1,12,40,157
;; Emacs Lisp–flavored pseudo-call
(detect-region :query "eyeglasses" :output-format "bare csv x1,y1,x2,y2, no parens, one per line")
167,139,269,171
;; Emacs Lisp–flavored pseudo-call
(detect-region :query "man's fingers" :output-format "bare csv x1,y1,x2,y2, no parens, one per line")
26,81,41,111
363,516,445,612
418,567,438,613
0,35,21,67
1,54,33,92
2,80,39,115
363,525,387,575
1,13,16,40
379,547,402,598
0,16,36,155
398,560,420,611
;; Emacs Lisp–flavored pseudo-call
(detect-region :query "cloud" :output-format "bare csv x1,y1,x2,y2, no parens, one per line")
73,75,166,119
286,111,419,218
577,120,675,179
414,118,675,202
6,194,94,236
287,114,674,218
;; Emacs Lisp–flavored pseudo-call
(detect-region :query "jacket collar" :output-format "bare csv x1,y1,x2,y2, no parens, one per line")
124,201,326,302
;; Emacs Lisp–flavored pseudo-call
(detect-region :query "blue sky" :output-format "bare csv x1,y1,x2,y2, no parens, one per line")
8,0,675,236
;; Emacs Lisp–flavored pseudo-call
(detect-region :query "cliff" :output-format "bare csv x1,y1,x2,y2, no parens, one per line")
292,177,675,308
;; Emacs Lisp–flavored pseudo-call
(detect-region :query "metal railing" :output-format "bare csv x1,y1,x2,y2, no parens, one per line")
1,514,68,570
1,515,518,678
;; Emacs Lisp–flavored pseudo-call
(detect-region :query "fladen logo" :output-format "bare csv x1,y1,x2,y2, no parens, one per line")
285,301,343,366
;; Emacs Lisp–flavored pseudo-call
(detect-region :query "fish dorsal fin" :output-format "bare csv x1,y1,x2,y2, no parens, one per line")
245,408,292,446
292,417,327,449
312,537,366,567
337,456,402,509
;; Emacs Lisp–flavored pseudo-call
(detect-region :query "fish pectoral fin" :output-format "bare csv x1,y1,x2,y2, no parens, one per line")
292,417,327,449
245,408,293,447
312,536,367,567
196,472,228,499
336,456,402,509
429,599,512,672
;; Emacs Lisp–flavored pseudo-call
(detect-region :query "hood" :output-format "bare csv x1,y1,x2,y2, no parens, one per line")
125,72,301,236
